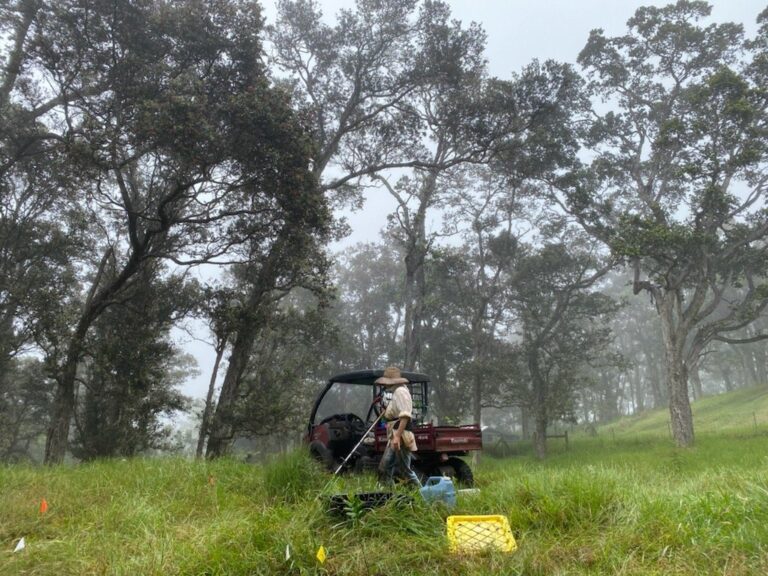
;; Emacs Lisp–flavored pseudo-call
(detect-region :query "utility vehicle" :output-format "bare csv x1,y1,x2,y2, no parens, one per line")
305,369,482,486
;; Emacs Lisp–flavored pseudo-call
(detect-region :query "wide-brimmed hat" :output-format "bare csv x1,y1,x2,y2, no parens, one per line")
375,366,409,386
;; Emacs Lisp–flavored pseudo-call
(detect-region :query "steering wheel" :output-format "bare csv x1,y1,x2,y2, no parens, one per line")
319,413,365,426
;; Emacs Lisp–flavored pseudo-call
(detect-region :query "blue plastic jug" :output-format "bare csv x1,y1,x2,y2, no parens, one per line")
419,476,456,507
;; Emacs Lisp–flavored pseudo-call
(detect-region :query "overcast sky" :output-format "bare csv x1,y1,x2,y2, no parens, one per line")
179,0,766,399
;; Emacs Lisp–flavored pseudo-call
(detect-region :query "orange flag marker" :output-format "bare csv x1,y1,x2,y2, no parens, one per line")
39,499,48,514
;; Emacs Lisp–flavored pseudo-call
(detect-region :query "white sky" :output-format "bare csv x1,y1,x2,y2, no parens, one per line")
178,0,766,399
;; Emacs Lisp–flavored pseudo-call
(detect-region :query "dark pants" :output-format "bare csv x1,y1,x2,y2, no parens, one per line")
378,443,421,487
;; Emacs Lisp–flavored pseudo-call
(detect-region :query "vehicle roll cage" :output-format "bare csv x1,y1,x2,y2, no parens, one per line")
307,369,430,435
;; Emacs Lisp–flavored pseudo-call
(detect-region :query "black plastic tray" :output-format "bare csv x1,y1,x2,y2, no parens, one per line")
327,491,412,517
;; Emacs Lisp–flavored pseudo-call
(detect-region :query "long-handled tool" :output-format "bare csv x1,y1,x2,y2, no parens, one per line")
333,411,384,475
324,404,415,519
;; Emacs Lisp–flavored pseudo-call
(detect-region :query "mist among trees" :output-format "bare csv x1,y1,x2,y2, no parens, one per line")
1,0,767,463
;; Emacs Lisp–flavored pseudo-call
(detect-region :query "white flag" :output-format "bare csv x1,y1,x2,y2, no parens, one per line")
285,544,291,561
14,537,25,553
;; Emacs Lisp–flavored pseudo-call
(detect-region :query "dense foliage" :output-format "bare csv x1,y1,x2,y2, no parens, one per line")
1,0,767,462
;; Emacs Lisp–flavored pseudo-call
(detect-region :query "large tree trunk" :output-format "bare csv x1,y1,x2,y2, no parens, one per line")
403,235,426,370
44,248,118,464
721,363,735,392
658,295,695,447
528,348,548,460
649,356,665,409
205,314,260,458
0,0,39,107
44,364,76,464
520,406,531,440
689,358,703,400
196,340,226,459
667,353,694,447
403,172,436,370
44,322,89,464
205,236,287,458
403,244,426,370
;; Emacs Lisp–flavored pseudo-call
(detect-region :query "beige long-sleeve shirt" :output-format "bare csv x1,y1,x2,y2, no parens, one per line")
383,384,417,451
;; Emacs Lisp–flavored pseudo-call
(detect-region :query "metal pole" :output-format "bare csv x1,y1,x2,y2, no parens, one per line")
333,412,385,475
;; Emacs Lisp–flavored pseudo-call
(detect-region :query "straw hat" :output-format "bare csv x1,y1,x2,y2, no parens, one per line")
375,366,409,386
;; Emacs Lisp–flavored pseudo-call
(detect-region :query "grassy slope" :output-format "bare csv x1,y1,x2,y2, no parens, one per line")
2,387,768,576
603,385,768,438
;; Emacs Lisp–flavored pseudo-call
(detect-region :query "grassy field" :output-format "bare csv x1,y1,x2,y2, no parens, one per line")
600,385,768,439
2,388,768,575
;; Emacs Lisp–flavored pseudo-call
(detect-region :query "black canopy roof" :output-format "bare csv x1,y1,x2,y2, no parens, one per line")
328,369,430,384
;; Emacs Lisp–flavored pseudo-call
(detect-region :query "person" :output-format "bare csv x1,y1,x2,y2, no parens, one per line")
376,366,421,488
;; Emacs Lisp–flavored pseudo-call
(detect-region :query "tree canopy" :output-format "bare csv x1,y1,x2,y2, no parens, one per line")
2,0,767,462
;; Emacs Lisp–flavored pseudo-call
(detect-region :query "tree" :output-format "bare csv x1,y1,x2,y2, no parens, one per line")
437,168,523,428
202,0,425,457
509,238,617,459
557,1,768,446
233,293,336,441
194,285,240,459
203,211,332,457
272,0,504,369
0,357,53,462
331,242,405,369
271,0,433,370
270,0,427,188
70,267,195,460
420,248,475,423
0,185,81,426
0,0,323,463
0,0,89,425
434,58,588,427
375,0,494,369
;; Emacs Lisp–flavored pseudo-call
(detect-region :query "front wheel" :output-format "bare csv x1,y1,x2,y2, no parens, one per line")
309,441,335,472
446,457,474,487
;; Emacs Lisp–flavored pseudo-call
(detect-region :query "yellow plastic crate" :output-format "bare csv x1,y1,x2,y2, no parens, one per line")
446,515,518,554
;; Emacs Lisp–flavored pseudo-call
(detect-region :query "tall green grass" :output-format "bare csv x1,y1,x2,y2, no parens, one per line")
2,438,767,575
2,388,768,575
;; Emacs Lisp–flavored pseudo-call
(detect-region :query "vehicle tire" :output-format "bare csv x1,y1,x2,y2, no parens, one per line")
309,441,335,472
412,464,432,486
446,457,474,487
353,455,378,474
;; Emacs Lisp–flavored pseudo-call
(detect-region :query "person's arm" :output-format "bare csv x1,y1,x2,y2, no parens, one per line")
391,415,409,451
